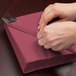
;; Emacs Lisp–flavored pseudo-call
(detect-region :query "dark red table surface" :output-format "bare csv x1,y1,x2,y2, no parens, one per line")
0,0,76,76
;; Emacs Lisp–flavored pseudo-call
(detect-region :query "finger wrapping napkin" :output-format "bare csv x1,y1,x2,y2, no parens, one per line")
4,12,76,74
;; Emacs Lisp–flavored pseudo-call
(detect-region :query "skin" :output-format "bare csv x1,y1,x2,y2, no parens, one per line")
37,3,76,51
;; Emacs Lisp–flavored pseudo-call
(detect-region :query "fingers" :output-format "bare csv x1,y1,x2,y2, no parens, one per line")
37,27,49,45
44,39,61,50
42,11,58,29
38,4,59,29
44,42,54,49
39,5,53,25
38,36,48,46
37,29,44,39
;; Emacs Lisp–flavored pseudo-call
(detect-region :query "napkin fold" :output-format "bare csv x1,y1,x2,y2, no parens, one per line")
4,12,76,74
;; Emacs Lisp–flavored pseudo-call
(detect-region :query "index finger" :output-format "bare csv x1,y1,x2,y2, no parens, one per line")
37,29,44,39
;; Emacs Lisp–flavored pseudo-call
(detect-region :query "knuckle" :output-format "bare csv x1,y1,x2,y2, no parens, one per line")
37,32,41,39
52,3,59,12
48,4,52,7
53,3,59,7
37,32,39,38
38,40,43,46
44,4,52,11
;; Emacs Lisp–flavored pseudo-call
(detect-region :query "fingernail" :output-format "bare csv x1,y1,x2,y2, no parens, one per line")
38,26,40,29
38,25,40,29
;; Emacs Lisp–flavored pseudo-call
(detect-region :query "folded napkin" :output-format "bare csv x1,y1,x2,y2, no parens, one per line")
4,12,76,74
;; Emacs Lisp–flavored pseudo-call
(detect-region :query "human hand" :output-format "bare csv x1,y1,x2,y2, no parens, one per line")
38,2,76,29
37,21,76,51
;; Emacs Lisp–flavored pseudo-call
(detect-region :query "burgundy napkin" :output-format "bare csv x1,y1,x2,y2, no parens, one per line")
4,12,76,74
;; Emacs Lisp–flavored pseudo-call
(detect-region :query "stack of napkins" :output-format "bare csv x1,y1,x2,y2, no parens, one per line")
4,12,76,74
